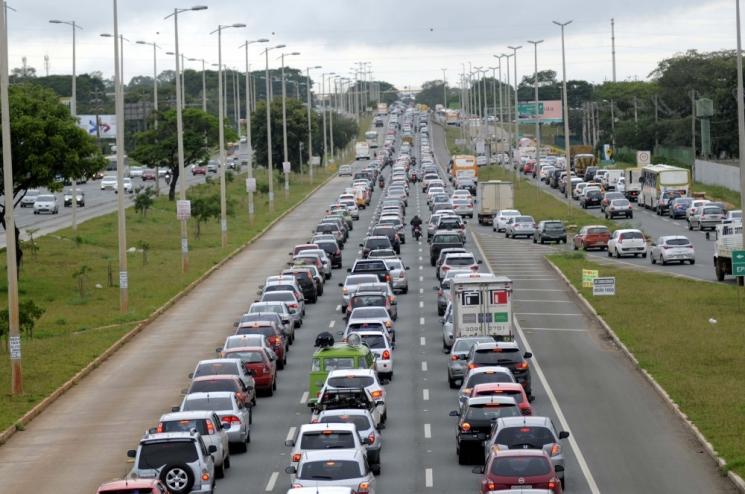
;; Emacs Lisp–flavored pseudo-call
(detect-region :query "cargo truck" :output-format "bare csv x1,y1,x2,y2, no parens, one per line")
713,220,744,281
355,142,370,160
476,180,514,225
452,273,514,341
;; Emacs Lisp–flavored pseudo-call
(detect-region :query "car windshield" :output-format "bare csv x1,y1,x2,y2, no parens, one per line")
320,414,371,431
189,379,239,394
351,307,388,319
453,338,493,353
327,375,374,388
495,426,556,448
465,403,520,421
466,372,514,387
224,350,264,363
138,441,198,469
474,348,522,365
160,419,210,436
490,456,551,477
359,334,386,349
195,362,237,377
300,430,357,450
37,195,55,201
298,460,362,480
181,397,233,412
447,256,475,266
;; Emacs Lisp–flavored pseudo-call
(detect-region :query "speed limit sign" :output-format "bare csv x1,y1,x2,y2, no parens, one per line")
636,150,651,166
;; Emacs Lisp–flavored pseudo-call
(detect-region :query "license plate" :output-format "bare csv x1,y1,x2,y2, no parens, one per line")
512,486,531,490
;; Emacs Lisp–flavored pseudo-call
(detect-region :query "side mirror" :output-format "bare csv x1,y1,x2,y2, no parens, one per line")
471,465,485,474
371,463,381,475
233,321,239,328
377,423,386,431
405,266,411,270
208,445,217,453
215,348,222,353
347,268,352,273
171,406,180,412
361,436,370,445
359,243,364,247
187,372,194,379
449,410,460,417
285,439,296,447
127,449,137,458
285,466,297,475
555,465,565,473
338,283,344,287
523,352,533,359
558,431,570,439
375,400,385,407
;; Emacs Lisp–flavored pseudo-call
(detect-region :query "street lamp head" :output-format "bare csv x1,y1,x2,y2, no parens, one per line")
257,38,270,42
190,5,208,11
290,51,301,56
166,51,175,55
313,65,322,69
100,33,113,38
49,19,63,24
232,23,246,28
552,20,573,27
275,44,286,49
136,40,147,45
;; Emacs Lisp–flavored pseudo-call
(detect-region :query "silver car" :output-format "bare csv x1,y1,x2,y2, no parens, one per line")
383,258,409,293
650,235,695,265
259,291,303,328
441,303,454,351
286,449,376,493
179,391,251,450
492,209,522,232
20,189,39,207
447,337,497,388
33,194,58,215
157,411,230,477
339,274,380,311
485,416,570,488
317,409,383,469
504,215,536,239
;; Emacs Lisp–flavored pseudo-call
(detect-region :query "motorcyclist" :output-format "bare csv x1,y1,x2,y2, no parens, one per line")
411,214,423,239
378,175,385,188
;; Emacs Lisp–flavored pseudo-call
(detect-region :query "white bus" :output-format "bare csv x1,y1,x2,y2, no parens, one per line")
639,164,690,210
365,130,378,149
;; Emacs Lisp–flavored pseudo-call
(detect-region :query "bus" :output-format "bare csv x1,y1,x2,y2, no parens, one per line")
450,155,478,182
365,130,378,149
639,164,690,209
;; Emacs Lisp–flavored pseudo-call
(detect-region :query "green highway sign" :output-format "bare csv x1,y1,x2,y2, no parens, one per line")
733,250,745,277
518,102,545,116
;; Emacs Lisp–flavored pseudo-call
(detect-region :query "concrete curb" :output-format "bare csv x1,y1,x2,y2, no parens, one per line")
544,258,745,492
0,171,337,447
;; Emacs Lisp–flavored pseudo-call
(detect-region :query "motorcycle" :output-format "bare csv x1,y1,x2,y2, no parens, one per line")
412,224,422,241
378,177,385,189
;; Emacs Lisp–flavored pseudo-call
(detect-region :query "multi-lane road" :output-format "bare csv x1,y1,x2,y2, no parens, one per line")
0,119,736,494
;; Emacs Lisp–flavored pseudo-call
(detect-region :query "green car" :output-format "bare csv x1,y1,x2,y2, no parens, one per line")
308,343,376,404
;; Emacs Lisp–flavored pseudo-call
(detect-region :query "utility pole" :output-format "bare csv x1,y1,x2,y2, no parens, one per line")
611,18,617,82
553,19,572,200
690,89,697,164
441,68,447,108
736,0,745,286
113,0,128,313
509,46,522,158
528,40,544,166
654,94,659,150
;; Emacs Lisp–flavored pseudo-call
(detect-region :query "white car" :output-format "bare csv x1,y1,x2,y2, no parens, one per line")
382,258,408,294
458,366,516,408
650,235,695,265
285,423,368,475
32,194,58,215
340,274,380,310
100,175,117,190
179,391,251,450
21,189,39,207
286,449,376,493
492,209,522,232
686,199,711,220
504,215,537,239
338,164,353,176
357,330,394,379
129,166,144,178
287,489,352,494
451,197,474,218
439,252,480,280
608,229,648,258
322,369,387,422
156,411,230,477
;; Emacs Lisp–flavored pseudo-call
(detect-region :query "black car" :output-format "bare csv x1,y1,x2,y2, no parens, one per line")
430,232,465,266
534,220,567,244
467,342,533,397
584,166,598,182
315,240,342,269
370,226,400,254
580,189,603,209
360,236,393,258
450,397,522,464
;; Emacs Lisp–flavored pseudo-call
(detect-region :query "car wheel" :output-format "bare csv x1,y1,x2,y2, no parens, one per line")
277,358,285,371
224,456,231,469
448,375,458,389
160,463,195,494
533,236,537,243
642,252,647,259
651,255,656,264
660,257,666,265
215,463,225,479
235,439,248,453
690,259,696,265
573,242,578,251
608,248,613,258
688,221,693,231
457,448,469,465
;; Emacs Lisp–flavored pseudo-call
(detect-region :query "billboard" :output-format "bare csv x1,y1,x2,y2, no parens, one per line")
517,100,563,124
77,115,117,139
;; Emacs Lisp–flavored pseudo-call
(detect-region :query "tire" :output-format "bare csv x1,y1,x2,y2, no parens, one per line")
608,248,613,258
160,464,195,494
651,255,656,264
448,375,458,389
224,456,231,469
690,259,696,265
457,448,468,465
277,358,285,370
215,463,225,479
688,221,693,231
246,430,251,444
573,242,578,251
642,252,647,259
533,237,537,244
235,440,248,453
402,287,408,294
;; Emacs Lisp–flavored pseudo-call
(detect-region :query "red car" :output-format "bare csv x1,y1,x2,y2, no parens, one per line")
290,243,320,257
222,346,278,395
97,479,167,493
192,165,207,175
142,169,157,181
573,225,611,251
479,449,563,493
186,374,255,408
470,383,533,416
234,321,287,369
523,161,536,175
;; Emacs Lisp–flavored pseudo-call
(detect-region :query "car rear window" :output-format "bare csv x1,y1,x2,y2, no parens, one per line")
474,348,522,365
354,261,387,272
224,335,264,349
452,338,493,353
495,426,556,448
587,227,609,235
359,334,386,349
320,414,371,431
351,295,386,308
160,419,210,436
351,307,388,319
703,207,723,215
189,379,239,394
224,350,264,363
434,234,462,244
195,362,237,377
262,292,294,302
490,456,551,477
327,375,374,388
182,397,232,412
447,256,475,266
298,460,362,480
249,304,284,315
475,389,525,404
300,430,357,450
347,322,386,333
138,441,198,469
611,199,630,207
544,222,564,230
465,403,520,421
619,231,643,240
365,238,391,249
665,238,691,246
466,372,514,387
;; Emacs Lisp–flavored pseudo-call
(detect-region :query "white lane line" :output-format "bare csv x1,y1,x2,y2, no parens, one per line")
522,327,587,333
419,288,424,295
513,299,574,303
421,361,428,372
300,391,309,404
420,336,426,346
418,247,422,252
425,467,434,487
420,316,425,325
419,256,423,261
286,427,296,443
514,317,600,493
419,275,423,282
511,278,558,281
328,320,335,328
423,389,430,401
419,265,423,270
419,300,424,308
424,423,432,438
516,312,584,317
518,288,565,292
265,471,279,492
335,304,341,311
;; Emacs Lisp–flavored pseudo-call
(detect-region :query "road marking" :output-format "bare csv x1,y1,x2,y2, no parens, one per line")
300,391,308,404
419,275,423,282
419,300,424,308
425,467,433,487
516,312,583,317
421,361,428,372
510,278,558,281
265,471,279,492
517,288,565,292
286,427,296,443
420,316,425,325
420,336,426,346
328,320,335,328
419,288,424,294
423,389,430,401
335,304,341,311
424,423,431,438
513,299,573,303
419,256,423,261
418,247,422,252
419,265,423,270
522,327,587,333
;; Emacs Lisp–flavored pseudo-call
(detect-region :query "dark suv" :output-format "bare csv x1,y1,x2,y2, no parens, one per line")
467,341,533,397
430,232,465,266
534,221,567,244
580,189,603,209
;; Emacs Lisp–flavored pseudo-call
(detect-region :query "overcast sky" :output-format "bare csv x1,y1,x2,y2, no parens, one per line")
4,0,739,91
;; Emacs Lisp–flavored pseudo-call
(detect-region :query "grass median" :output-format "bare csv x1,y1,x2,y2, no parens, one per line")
0,165,334,432
549,252,745,476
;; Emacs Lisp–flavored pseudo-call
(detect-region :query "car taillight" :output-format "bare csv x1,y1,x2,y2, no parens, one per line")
515,361,529,370
399,272,405,278
382,350,391,360
292,453,302,462
288,303,298,310
550,443,561,456
468,363,476,369
269,336,281,346
357,481,370,494
460,422,471,432
222,415,241,425
486,481,496,491
438,289,443,296
367,432,376,445
206,419,215,435
442,266,450,272
201,470,210,482
371,390,383,399
291,483,302,489
548,479,558,489
384,320,392,328
263,365,271,374
470,265,478,271
156,422,164,433
336,249,341,256
450,354,459,361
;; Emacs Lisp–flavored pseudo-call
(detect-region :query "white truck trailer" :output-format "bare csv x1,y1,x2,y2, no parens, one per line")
452,273,514,341
477,180,514,225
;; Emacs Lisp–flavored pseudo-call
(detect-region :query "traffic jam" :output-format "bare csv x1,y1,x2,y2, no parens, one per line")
96,103,566,494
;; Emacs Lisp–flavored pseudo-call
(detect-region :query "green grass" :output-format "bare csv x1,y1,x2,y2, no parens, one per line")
445,126,471,155
0,165,334,432
550,253,745,478
692,181,742,209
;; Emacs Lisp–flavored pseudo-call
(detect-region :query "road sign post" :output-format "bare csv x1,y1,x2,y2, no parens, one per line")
592,277,616,296
732,250,745,277
582,269,598,288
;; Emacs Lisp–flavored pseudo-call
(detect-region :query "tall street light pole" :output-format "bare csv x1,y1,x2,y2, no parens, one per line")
306,66,321,183
264,44,286,209
441,68,447,108
736,0,745,270
50,19,83,231
211,23,245,248
321,71,334,167
188,57,207,111
527,40,544,167
165,4,208,272
136,39,161,193
279,51,300,196
240,39,269,220
553,20,573,200
494,55,505,149
509,46,522,159
1,0,22,394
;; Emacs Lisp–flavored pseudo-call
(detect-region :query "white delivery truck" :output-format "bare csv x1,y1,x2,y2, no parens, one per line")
452,273,514,341
714,220,744,281
477,180,514,225
355,142,370,160
603,169,624,191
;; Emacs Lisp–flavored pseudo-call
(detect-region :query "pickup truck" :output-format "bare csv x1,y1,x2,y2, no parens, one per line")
348,259,391,284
